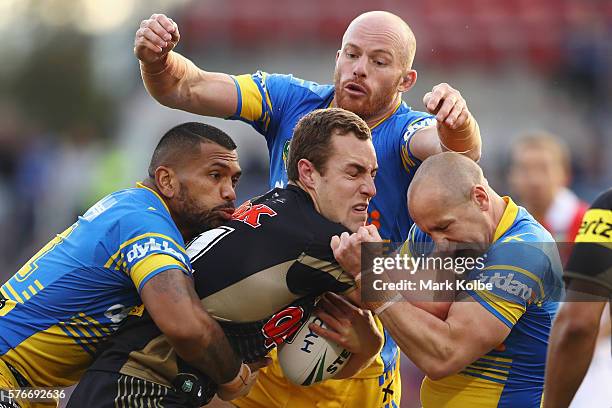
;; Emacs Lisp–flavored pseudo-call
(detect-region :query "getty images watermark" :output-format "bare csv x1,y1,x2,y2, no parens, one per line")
371,252,492,292
360,241,570,304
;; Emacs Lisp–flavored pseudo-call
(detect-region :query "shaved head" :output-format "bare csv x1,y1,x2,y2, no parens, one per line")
409,152,485,211
343,11,416,69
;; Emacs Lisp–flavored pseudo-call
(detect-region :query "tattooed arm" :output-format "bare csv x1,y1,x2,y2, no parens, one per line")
141,269,242,384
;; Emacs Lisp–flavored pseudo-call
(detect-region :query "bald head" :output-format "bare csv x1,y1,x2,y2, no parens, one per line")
408,152,485,209
343,11,416,69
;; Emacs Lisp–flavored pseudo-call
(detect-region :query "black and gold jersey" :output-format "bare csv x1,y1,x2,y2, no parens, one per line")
565,188,612,292
85,185,354,392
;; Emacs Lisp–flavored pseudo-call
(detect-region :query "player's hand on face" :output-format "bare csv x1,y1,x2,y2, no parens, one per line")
423,83,471,130
310,292,383,356
331,225,382,278
134,13,180,64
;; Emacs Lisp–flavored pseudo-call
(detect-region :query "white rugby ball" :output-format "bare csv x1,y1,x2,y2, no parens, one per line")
278,314,352,386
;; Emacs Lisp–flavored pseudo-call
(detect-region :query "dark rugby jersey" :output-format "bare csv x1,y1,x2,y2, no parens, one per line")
85,185,354,396
564,188,612,292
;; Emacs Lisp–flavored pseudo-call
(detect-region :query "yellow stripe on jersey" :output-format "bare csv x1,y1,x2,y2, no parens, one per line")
234,74,266,122
502,232,537,242
478,355,513,364
575,209,612,247
15,224,78,284
130,253,186,290
493,197,519,242
474,288,526,325
4,283,23,303
466,362,509,376
483,264,545,299
0,299,16,317
2,324,95,387
462,367,508,382
79,313,112,335
104,233,186,270
71,316,104,338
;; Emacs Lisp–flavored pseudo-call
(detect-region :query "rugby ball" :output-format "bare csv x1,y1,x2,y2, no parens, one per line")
278,314,352,386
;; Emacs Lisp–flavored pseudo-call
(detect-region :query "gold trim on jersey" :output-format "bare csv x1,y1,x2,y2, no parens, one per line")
130,254,187,290
136,182,170,214
473,289,526,325
493,197,519,242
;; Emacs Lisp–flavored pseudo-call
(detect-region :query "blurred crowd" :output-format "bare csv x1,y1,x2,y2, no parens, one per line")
0,1,610,406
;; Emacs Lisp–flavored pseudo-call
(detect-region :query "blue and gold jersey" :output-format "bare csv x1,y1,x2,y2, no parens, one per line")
410,197,563,407
230,71,435,244
0,183,191,387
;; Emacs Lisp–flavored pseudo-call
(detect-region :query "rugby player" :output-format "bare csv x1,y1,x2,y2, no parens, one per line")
0,123,255,408
508,131,588,243
544,188,611,408
134,10,482,406
331,152,564,407
67,109,384,407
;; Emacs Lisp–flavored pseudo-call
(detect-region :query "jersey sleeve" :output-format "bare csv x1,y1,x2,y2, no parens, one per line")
108,211,191,293
229,71,294,143
399,114,436,175
564,189,612,291
467,243,552,329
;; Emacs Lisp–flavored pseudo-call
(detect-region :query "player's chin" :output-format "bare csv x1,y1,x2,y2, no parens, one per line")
346,214,368,233
336,96,369,117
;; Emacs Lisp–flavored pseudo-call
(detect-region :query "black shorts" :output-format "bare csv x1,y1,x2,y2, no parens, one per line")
67,370,195,408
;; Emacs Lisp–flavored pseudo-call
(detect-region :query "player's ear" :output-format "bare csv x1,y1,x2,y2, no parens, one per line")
336,49,341,62
297,159,318,189
472,184,489,211
155,166,178,199
398,69,417,93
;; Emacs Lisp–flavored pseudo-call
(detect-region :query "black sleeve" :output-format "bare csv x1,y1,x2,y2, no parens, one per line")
564,189,612,293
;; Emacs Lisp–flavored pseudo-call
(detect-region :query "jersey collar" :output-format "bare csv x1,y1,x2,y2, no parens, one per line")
136,182,171,214
493,196,519,243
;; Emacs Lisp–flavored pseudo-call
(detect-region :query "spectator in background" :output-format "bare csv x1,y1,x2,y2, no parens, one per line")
508,131,588,246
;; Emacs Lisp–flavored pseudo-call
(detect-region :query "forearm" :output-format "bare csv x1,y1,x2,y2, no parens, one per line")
437,114,481,161
140,51,198,107
378,302,457,379
169,305,242,385
544,306,602,408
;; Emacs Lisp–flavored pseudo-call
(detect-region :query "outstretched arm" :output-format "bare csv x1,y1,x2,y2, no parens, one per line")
134,13,237,117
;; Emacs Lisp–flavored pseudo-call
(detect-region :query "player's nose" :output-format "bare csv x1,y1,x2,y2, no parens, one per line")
361,177,376,198
353,55,368,78
221,182,237,202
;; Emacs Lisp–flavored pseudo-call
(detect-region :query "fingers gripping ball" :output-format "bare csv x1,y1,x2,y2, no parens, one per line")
278,314,351,386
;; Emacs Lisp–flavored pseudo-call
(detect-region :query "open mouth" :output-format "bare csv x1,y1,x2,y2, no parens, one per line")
352,203,368,213
345,82,368,96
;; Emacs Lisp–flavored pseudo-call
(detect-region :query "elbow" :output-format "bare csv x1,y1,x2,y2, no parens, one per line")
422,358,461,381
163,321,211,347
554,313,599,340
419,345,461,381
